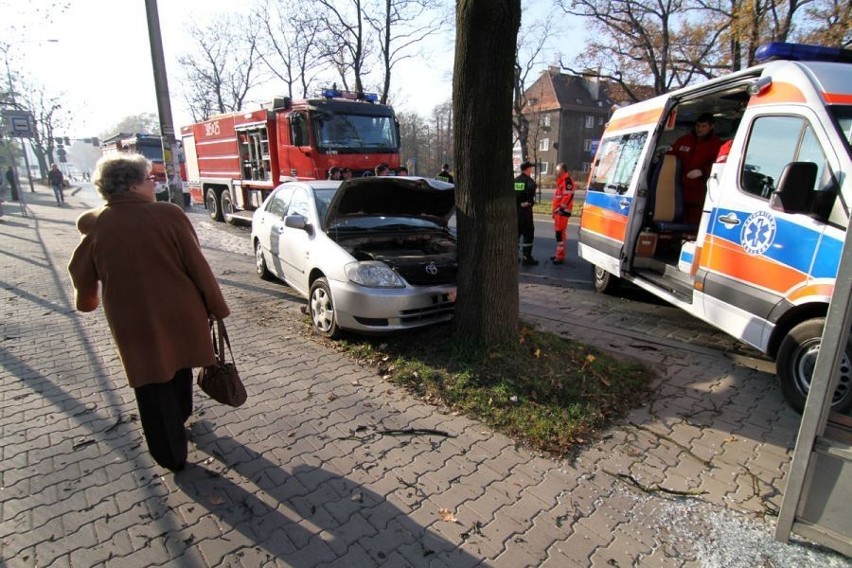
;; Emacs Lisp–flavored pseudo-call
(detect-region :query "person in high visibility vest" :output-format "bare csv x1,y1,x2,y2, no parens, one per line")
550,162,574,264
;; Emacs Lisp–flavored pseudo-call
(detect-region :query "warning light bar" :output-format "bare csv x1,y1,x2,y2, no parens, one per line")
320,88,379,103
755,42,852,64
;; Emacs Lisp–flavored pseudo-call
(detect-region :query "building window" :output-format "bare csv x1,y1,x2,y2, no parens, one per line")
582,162,591,172
583,139,593,151
539,138,550,151
540,162,549,175
598,116,605,125
541,114,551,127
585,116,595,129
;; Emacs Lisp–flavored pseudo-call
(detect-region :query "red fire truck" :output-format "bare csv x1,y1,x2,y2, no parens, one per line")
181,89,401,223
101,132,189,203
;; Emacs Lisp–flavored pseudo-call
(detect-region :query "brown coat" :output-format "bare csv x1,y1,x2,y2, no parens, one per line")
68,192,230,388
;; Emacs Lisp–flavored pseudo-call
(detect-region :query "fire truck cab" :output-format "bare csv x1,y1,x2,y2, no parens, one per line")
579,43,852,413
100,133,188,202
181,89,401,224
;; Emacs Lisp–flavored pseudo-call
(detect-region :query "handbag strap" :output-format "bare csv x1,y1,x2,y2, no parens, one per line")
213,318,235,365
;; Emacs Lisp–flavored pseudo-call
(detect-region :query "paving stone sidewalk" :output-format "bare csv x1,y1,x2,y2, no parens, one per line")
1,186,848,567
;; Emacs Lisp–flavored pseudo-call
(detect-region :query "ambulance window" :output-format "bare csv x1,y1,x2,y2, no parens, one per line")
741,116,832,199
588,132,648,194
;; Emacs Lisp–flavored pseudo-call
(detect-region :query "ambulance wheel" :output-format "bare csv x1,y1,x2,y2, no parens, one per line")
776,318,852,414
206,188,223,222
592,265,620,294
254,239,272,281
309,277,340,339
220,190,236,224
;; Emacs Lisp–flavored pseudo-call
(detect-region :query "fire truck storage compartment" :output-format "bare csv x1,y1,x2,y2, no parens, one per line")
238,126,271,182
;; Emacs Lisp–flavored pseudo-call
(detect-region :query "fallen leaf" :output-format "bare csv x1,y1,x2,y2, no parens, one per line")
288,431,296,438
351,491,364,503
586,354,597,363
438,508,458,523
534,348,541,358
328,393,338,401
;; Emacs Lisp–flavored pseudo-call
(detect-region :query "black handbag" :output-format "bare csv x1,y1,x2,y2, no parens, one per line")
197,319,247,407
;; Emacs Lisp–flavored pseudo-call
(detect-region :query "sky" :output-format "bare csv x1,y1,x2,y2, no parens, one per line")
5,0,581,139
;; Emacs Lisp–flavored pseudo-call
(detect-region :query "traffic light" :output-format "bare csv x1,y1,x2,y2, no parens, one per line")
91,137,99,147
53,136,62,146
64,137,71,146
57,147,67,163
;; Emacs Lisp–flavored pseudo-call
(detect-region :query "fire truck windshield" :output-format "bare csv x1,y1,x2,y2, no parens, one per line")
313,112,398,152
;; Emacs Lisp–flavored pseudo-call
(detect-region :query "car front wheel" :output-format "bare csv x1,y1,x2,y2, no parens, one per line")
254,240,271,280
309,277,340,338
776,317,852,413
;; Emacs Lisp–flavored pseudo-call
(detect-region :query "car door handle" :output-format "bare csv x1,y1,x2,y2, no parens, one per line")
718,212,741,227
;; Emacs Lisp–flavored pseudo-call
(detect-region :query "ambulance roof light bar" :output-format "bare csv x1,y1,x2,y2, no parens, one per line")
320,88,379,103
755,42,852,64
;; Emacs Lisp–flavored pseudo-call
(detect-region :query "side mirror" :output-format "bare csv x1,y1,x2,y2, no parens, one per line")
284,214,309,231
769,162,817,215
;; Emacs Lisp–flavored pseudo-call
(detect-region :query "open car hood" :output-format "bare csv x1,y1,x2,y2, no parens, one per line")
325,177,455,228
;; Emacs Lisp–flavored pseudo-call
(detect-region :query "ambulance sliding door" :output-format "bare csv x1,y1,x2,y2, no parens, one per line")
578,131,649,276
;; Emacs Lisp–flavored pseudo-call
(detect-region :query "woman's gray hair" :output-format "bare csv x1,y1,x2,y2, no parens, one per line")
93,153,150,198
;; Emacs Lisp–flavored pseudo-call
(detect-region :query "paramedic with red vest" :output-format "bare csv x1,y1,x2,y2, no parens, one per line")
667,112,722,225
550,162,574,264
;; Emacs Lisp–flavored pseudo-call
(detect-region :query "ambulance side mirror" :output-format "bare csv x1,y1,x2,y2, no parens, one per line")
769,162,817,216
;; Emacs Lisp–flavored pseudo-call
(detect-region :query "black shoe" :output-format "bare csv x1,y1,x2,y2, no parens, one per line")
522,257,539,266
551,258,564,265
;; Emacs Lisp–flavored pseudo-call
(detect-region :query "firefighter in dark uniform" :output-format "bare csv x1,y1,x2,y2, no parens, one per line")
515,161,538,266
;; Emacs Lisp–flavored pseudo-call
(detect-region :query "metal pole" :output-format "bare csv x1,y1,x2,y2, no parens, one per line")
144,0,184,208
19,136,34,193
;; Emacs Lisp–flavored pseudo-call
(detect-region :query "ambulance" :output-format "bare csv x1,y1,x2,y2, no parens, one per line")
578,43,852,413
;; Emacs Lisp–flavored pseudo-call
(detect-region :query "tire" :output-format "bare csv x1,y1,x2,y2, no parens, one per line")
220,189,236,224
776,317,852,414
592,265,620,294
254,240,272,281
206,188,222,222
309,277,340,338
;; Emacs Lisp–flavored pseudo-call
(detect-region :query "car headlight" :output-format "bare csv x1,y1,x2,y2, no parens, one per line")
345,261,406,288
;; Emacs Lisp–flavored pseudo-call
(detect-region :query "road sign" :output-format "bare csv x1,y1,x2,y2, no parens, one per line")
1,110,35,138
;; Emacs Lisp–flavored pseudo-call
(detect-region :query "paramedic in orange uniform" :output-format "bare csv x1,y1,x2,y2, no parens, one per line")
667,113,722,225
550,162,574,264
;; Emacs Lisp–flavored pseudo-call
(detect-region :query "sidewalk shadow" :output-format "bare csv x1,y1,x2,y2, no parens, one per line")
174,422,482,566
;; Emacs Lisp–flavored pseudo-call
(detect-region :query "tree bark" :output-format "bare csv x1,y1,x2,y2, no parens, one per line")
453,0,521,345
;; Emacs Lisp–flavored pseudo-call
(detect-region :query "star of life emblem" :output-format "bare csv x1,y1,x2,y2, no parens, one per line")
740,211,776,255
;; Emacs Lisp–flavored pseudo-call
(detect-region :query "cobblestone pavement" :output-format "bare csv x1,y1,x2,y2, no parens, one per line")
1,187,849,567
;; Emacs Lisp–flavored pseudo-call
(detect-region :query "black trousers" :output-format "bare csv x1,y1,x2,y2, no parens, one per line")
134,368,192,471
518,209,535,258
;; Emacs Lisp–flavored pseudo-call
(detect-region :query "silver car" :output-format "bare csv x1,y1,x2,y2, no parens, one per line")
251,177,457,337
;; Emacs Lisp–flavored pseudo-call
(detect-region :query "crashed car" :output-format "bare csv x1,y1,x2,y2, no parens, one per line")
251,177,457,337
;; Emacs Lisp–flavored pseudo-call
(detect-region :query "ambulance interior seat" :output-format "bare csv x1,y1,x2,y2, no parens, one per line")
647,154,698,233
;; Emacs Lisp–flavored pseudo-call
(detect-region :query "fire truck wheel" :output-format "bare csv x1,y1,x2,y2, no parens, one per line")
221,190,236,224
254,240,272,281
309,277,340,339
206,188,223,222
592,265,620,294
777,317,852,414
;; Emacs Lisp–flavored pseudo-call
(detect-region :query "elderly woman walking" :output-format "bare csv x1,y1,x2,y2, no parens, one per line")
68,153,230,472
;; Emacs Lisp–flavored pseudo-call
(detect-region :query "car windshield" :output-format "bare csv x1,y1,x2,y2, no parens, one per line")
313,112,398,151
829,105,852,151
313,188,338,229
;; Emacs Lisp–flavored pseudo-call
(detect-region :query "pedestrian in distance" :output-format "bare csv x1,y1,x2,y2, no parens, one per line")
48,163,65,206
435,163,453,183
327,166,342,180
515,160,538,266
550,162,575,265
5,166,19,201
375,162,390,176
667,112,722,225
397,166,409,176
341,167,353,180
68,153,231,473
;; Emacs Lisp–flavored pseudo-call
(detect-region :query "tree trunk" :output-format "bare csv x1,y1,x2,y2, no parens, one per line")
453,0,521,345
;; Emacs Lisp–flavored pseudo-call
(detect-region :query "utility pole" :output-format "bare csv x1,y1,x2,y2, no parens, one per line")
144,0,184,208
